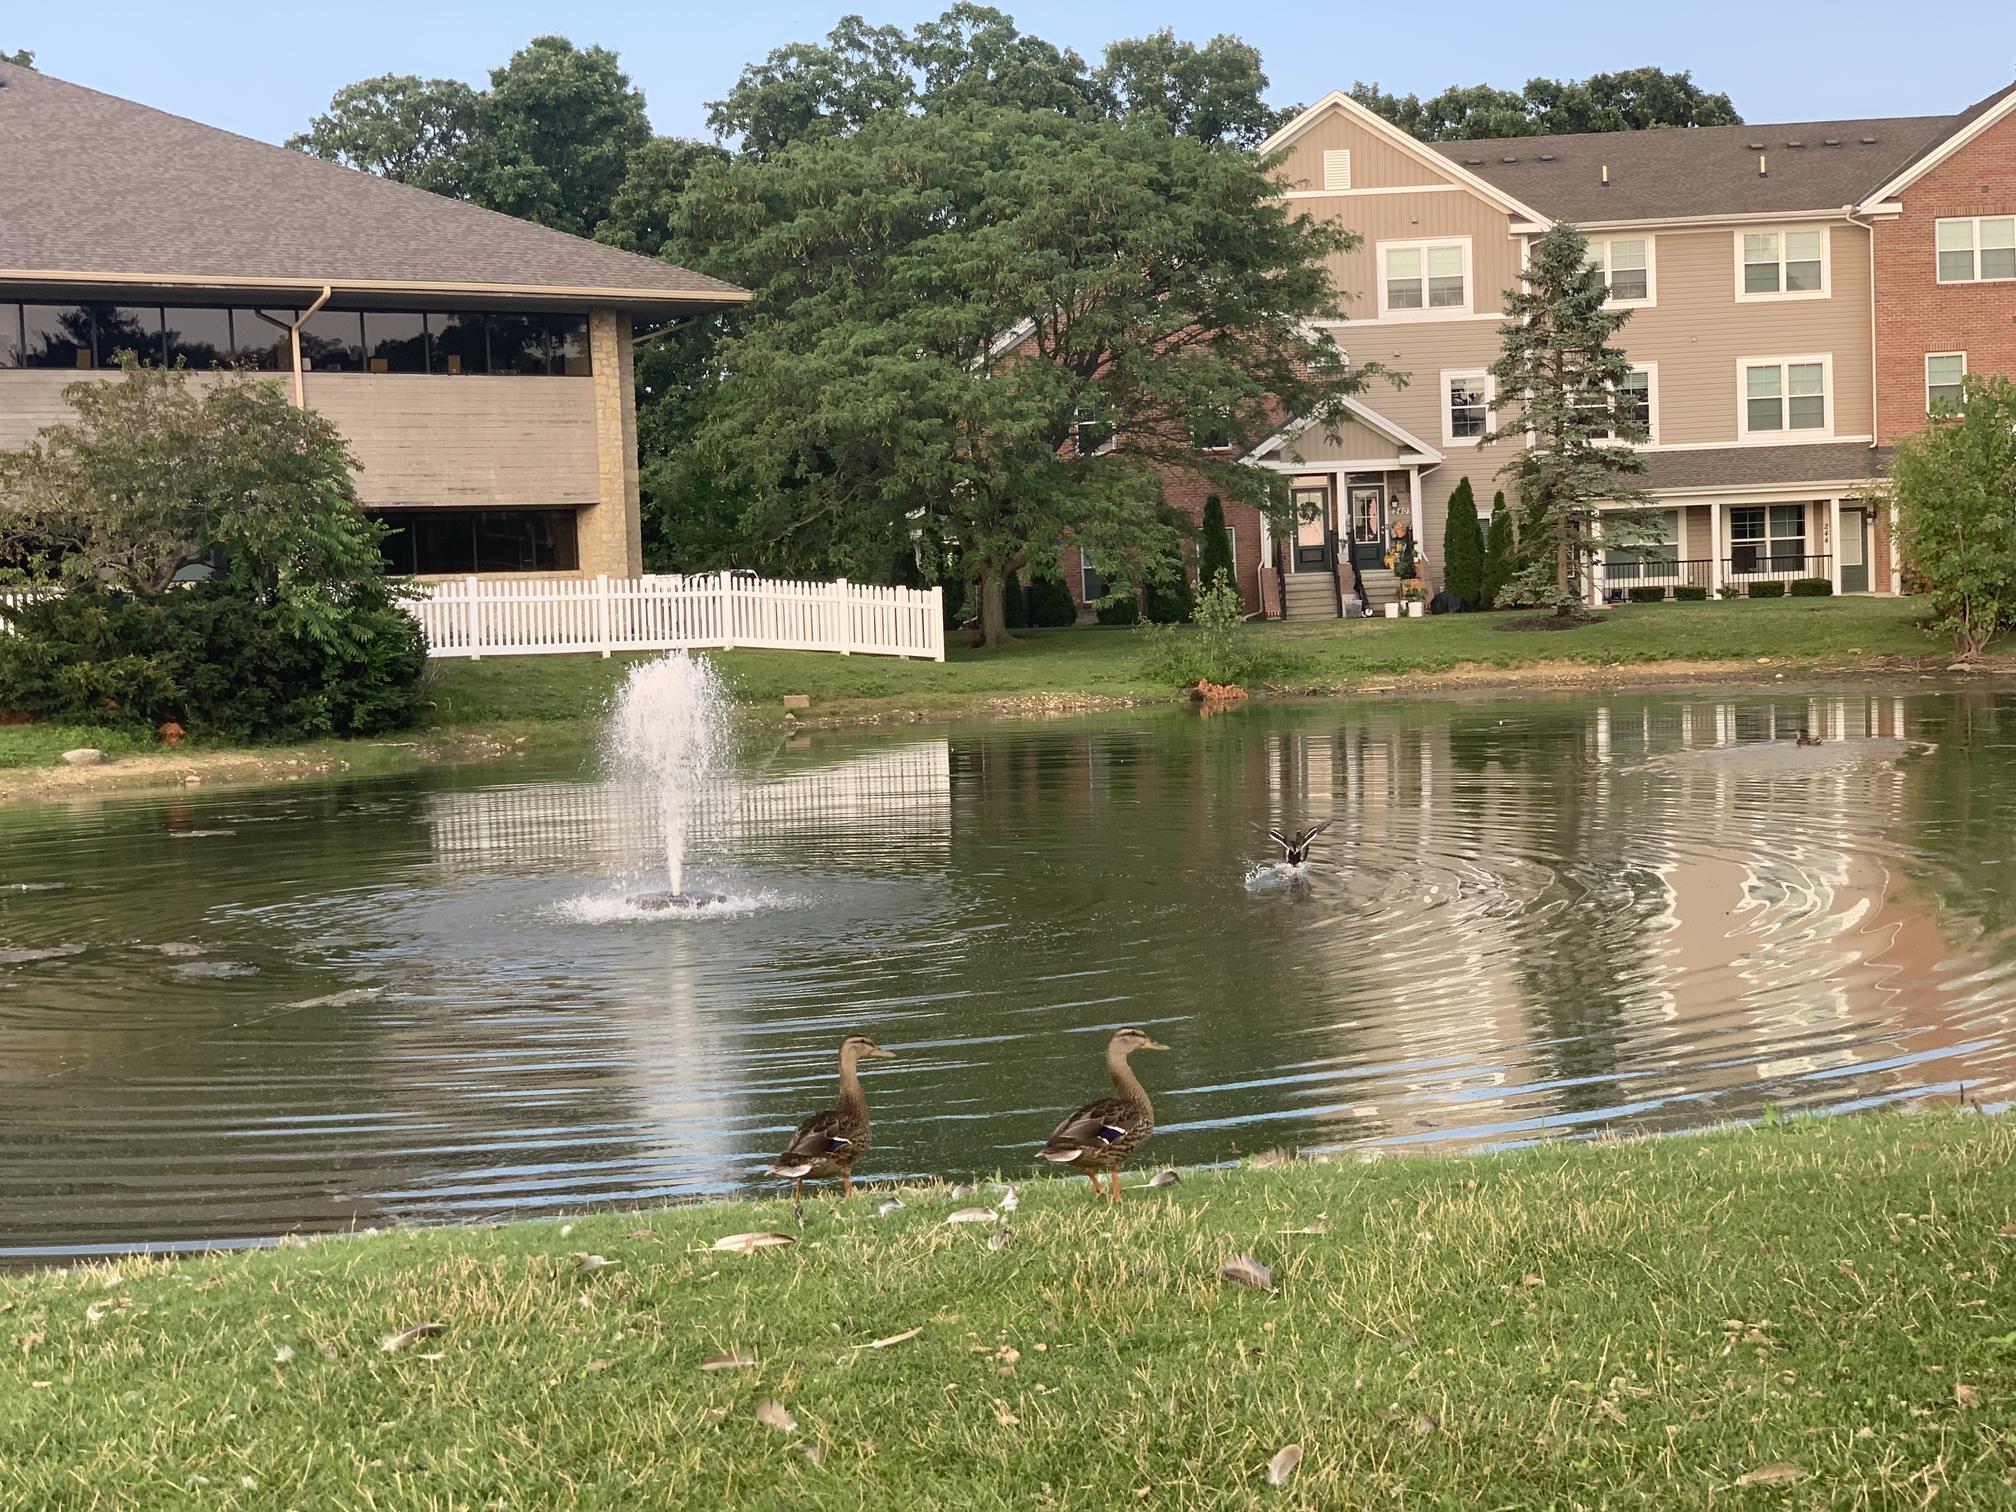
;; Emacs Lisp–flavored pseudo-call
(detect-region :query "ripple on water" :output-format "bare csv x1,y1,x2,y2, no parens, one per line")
0,943,88,965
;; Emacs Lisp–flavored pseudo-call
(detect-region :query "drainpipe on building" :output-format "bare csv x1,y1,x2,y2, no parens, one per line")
287,286,335,408
1844,204,1888,589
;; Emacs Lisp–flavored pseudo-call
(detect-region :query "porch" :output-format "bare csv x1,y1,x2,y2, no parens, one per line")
1591,495,1890,604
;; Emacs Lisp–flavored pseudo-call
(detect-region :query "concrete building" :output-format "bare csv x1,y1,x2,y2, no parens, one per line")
0,60,748,578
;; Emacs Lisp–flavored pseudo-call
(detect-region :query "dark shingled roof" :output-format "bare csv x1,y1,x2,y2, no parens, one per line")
1425,89,2016,223
1639,442,1889,494
0,62,746,308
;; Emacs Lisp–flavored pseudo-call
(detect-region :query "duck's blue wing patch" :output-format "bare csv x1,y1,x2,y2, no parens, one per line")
1095,1123,1128,1145
824,1135,852,1153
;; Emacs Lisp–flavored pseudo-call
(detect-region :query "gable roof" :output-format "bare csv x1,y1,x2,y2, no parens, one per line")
1244,395,1444,467
1260,91,1553,227
0,62,747,310
1861,80,2016,206
1430,114,1952,225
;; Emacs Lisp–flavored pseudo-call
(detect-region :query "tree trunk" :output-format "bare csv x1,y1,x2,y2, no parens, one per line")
1554,518,1571,613
978,569,1008,650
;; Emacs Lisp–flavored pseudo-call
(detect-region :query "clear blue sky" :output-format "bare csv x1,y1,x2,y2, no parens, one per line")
12,1,2014,145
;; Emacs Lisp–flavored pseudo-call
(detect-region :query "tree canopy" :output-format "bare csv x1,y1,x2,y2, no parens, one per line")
1350,68,1740,141
1888,375,2016,657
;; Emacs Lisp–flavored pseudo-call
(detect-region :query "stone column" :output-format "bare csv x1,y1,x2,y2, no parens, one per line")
580,310,643,578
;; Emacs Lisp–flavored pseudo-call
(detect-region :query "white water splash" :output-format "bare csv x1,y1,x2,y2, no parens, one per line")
556,890,791,924
1243,861,1307,892
605,653,730,895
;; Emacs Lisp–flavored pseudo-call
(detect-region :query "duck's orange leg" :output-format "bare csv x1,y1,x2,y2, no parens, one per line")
1086,1171,1102,1198
793,1178,803,1203
1108,1169,1123,1203
842,1173,853,1197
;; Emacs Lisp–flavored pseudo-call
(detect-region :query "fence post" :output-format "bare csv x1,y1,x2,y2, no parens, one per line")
719,569,735,651
595,574,612,658
929,586,945,661
464,574,482,661
835,577,851,655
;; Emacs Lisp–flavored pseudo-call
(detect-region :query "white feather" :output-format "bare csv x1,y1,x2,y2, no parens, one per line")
1038,1148,1082,1163
771,1163,813,1178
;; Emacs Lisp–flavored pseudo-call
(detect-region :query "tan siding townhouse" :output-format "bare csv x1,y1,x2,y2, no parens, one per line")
0,62,747,579
1224,81,2016,616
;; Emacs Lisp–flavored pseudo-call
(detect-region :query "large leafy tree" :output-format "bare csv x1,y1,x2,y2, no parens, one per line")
284,75,478,194
1889,375,2016,657
676,100,1367,647
1351,68,1740,141
4,49,34,68
1485,223,1658,613
1092,30,1287,147
0,362,394,645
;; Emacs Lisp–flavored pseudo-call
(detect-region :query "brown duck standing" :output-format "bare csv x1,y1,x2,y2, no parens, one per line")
1037,1027,1169,1200
769,1035,896,1200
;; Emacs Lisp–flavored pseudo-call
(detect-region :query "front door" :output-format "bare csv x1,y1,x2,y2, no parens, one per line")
1348,483,1386,570
1840,508,1869,593
1291,485,1331,572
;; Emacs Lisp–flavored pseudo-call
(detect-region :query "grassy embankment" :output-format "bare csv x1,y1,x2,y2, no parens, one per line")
3,1112,2011,1507
0,597,1964,785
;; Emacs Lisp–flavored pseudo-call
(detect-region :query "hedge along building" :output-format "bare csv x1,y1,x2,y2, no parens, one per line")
1199,82,2016,616
0,61,748,580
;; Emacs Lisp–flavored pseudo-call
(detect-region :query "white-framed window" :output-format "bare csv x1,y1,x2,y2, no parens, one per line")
1926,352,1967,413
1189,406,1236,452
1588,236,1655,305
1935,216,2016,283
1604,508,1682,583
1080,549,1105,602
1735,227,1829,301
1442,369,1489,444
1728,504,1809,576
1073,405,1114,457
1321,149,1352,192
1379,239,1471,319
1737,355,1832,441
1581,364,1658,444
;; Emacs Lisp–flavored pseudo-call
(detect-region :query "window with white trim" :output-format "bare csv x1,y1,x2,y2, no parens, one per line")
1073,404,1114,457
1321,149,1352,191
1935,216,2016,283
1443,370,1488,443
1926,352,1966,413
1729,505,1808,576
1604,509,1681,583
1588,237,1653,304
1080,549,1105,602
1584,366,1655,442
1738,228,1827,298
1381,240,1469,317
1740,358,1829,438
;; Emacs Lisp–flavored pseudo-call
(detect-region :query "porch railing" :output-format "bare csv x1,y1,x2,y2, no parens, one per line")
1723,552,1833,585
1603,557,1713,593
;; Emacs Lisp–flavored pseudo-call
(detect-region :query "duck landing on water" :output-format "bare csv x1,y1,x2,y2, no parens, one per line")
1267,819,1334,866
1795,729,1823,748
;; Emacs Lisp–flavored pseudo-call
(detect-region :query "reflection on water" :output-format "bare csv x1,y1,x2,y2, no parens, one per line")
2,687,2013,1260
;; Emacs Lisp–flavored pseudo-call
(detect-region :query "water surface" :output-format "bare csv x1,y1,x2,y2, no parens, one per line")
3,685,2013,1259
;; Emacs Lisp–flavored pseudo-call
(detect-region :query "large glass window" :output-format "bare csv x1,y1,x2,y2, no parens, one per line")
488,314,550,376
233,309,295,371
428,312,488,375
163,306,232,368
1935,216,2016,283
10,305,89,368
364,311,428,374
1729,504,1808,574
1589,238,1652,303
1741,230,1825,297
550,316,592,376
91,305,164,365
300,310,364,372
373,508,581,575
1605,509,1680,581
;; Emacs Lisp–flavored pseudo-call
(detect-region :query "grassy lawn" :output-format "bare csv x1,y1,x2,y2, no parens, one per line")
0,723,159,772
0,598,1955,780
3,1112,2009,1507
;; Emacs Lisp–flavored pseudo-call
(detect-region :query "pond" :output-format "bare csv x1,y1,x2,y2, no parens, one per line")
4,684,2014,1261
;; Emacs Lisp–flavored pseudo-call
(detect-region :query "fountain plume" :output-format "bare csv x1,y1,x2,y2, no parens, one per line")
607,653,730,904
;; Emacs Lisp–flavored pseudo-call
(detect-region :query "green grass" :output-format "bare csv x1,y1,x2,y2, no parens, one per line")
0,598,1954,781
4,1113,2011,1507
0,723,158,771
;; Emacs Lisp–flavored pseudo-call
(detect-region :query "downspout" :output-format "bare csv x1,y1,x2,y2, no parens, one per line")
288,285,335,408
1843,205,1886,589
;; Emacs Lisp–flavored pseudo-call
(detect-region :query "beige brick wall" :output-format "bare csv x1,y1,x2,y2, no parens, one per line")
580,310,643,577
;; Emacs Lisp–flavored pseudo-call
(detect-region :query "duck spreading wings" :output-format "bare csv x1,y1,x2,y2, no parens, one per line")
1267,819,1333,867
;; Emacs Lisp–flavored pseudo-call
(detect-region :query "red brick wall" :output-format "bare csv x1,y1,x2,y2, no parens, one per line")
1873,105,2016,448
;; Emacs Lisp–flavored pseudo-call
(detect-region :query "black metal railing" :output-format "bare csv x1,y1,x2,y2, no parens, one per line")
1724,552,1832,584
1604,557,1713,592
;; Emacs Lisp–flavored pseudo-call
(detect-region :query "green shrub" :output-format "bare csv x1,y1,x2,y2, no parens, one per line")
1441,477,1483,605
1789,577,1833,597
1144,569,1194,624
1673,584,1709,602
1479,493,1514,609
1748,580,1786,599
1138,574,1299,688
1196,496,1235,596
1025,576,1078,627
0,586,427,741
1096,593,1141,626
1625,585,1666,604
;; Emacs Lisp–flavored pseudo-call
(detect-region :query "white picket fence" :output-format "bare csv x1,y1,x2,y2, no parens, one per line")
1,575,947,662
409,573,946,662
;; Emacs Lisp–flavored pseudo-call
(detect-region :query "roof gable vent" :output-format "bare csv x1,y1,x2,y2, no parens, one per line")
1321,149,1352,192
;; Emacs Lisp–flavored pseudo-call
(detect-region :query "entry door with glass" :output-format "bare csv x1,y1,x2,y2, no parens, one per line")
1291,484,1332,572
1839,508,1869,593
1348,482,1386,569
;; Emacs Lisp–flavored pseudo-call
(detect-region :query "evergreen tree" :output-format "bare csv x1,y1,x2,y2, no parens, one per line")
1196,495,1235,593
1485,222,1659,614
1480,491,1514,609
1440,476,1483,605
